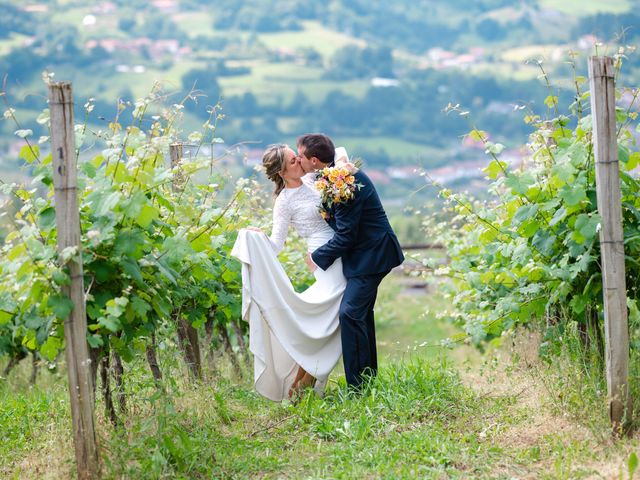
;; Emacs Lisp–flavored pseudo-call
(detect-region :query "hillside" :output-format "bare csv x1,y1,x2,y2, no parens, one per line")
0,0,638,200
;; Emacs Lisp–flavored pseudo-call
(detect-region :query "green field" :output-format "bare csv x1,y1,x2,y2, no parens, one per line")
538,0,632,16
335,136,443,157
218,60,370,103
258,20,364,57
172,11,217,39
0,33,31,56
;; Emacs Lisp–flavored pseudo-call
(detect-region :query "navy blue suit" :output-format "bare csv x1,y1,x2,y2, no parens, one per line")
312,169,404,389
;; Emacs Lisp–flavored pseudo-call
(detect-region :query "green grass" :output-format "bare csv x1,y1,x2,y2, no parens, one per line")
375,277,458,361
8,53,367,111
172,11,217,39
47,6,89,29
258,20,363,57
102,359,489,479
0,33,31,56
1,279,639,478
0,368,73,479
218,60,370,103
538,0,631,16
0,382,66,458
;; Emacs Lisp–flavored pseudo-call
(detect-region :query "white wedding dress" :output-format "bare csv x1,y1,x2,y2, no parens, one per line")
231,174,346,401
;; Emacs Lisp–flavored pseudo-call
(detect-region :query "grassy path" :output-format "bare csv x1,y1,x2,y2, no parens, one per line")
1,277,639,478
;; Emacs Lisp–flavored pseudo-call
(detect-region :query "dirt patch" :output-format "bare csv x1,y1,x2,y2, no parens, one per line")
5,429,75,480
457,329,634,479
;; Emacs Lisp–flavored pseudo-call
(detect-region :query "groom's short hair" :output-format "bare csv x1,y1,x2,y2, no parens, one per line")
297,133,335,165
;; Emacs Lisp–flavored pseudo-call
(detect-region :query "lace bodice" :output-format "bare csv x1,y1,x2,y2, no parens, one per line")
269,179,334,253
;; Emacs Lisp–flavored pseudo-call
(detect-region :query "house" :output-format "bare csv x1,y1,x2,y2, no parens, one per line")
371,77,400,88
387,166,420,180
93,2,117,14
23,4,48,13
85,38,189,60
577,35,598,50
152,0,179,13
366,169,391,185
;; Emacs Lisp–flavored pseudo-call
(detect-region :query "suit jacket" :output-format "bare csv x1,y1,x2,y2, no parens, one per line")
311,169,404,278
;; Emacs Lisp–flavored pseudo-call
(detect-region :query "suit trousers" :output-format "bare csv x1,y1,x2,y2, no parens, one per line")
339,270,389,389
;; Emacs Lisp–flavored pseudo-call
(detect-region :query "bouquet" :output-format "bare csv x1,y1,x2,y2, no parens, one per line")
315,161,363,220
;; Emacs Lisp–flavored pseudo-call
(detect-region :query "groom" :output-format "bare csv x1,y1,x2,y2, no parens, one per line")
297,133,404,391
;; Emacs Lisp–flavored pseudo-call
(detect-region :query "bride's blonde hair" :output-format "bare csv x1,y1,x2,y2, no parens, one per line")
262,144,287,197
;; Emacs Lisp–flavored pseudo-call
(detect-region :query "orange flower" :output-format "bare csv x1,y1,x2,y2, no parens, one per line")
316,164,363,215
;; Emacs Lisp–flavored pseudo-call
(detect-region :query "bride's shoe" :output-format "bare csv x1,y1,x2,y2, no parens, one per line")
298,372,316,390
288,366,316,400
288,365,307,399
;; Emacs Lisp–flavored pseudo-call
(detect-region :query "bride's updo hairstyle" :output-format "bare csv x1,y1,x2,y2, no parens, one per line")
262,143,287,197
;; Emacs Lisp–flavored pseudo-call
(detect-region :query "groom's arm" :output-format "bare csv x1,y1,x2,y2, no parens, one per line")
311,187,367,271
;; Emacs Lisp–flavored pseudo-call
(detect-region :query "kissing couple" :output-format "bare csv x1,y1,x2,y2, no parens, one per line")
231,133,404,401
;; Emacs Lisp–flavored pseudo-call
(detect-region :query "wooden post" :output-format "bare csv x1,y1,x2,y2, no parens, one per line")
170,142,186,189
169,143,202,380
588,56,631,434
48,82,100,477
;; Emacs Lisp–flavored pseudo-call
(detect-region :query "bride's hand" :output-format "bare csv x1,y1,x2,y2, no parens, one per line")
305,253,317,272
246,226,263,232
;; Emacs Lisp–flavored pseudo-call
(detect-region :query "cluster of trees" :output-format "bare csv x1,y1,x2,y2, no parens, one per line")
180,60,251,99
1,0,636,170
324,45,394,80
572,12,640,42
0,23,92,88
0,2,34,38
210,68,549,164
211,0,313,31
118,12,188,41
0,68,550,172
206,0,543,51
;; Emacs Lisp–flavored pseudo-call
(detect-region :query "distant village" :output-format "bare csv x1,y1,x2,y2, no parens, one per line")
238,133,528,191
19,1,601,76
2,2,618,196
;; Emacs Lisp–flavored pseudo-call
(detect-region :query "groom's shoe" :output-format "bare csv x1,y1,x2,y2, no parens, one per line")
345,368,377,397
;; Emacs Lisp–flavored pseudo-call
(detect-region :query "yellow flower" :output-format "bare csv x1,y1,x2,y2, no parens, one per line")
335,179,345,189
346,175,355,184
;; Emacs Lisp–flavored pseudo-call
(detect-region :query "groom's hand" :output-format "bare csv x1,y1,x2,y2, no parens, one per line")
305,252,317,272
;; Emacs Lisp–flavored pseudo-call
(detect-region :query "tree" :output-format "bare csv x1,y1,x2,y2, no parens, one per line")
118,17,137,33
476,18,506,41
325,45,395,80
181,69,221,101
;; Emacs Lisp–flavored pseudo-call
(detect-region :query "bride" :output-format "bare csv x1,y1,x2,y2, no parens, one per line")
231,144,347,401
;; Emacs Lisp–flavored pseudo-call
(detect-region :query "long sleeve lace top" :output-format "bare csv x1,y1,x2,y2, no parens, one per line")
268,181,334,254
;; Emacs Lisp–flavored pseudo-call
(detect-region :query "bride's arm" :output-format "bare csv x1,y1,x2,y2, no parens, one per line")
268,195,291,254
